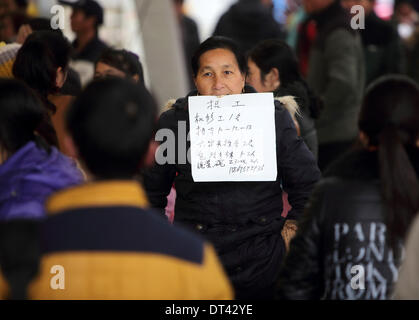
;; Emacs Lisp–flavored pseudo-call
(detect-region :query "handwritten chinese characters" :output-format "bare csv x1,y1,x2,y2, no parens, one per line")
189,93,277,182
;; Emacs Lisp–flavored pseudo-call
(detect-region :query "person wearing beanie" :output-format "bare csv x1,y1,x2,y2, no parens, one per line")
0,42,20,78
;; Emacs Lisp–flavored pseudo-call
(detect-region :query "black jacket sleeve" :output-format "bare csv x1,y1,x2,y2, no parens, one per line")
276,179,332,300
0,220,40,300
143,110,177,216
276,102,321,221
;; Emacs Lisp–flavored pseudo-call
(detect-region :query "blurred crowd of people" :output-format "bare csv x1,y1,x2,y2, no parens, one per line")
0,0,419,300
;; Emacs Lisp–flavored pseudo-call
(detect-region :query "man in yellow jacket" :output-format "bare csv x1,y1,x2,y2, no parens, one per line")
24,77,233,300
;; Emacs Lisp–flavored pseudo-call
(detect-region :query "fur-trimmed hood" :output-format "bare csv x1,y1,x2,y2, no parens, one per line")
275,96,300,123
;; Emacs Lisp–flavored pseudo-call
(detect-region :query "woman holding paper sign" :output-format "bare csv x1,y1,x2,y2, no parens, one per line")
143,36,321,300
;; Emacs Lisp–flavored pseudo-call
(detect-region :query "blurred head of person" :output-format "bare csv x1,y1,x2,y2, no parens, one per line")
247,39,300,93
395,0,415,16
0,78,43,163
66,77,157,180
191,36,246,96
12,30,71,113
69,0,104,36
260,0,274,9
173,0,184,18
13,17,64,45
0,0,28,15
358,75,419,243
247,39,323,131
341,0,375,15
28,17,63,34
12,31,72,148
0,11,27,42
394,0,418,39
94,48,144,84
303,0,336,14
18,20,77,97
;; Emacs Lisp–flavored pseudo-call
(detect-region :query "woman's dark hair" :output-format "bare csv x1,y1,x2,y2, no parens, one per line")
67,77,157,179
191,36,247,77
248,39,301,88
14,0,28,9
12,30,71,114
96,48,145,84
248,39,322,118
59,68,82,96
12,31,71,147
0,78,44,157
28,17,63,34
358,75,419,244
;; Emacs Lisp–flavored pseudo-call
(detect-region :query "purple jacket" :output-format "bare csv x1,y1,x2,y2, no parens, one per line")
0,142,84,220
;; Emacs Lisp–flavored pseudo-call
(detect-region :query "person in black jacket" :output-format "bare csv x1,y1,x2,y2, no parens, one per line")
143,36,321,300
213,0,284,53
276,75,419,300
59,0,108,63
247,39,322,159
173,0,200,91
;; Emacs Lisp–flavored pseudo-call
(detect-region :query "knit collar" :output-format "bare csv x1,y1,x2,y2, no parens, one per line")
46,180,149,215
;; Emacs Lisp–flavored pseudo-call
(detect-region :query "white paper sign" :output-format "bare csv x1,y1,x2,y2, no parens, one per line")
188,92,277,182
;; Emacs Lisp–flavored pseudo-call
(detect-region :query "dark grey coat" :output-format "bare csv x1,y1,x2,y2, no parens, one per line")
306,1,365,145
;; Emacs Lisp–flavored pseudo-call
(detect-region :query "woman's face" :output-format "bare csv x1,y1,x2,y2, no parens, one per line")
247,59,270,93
246,58,279,93
0,16,16,42
194,48,245,96
95,62,127,79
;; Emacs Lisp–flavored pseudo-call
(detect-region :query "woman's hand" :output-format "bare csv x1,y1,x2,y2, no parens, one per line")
281,219,298,252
